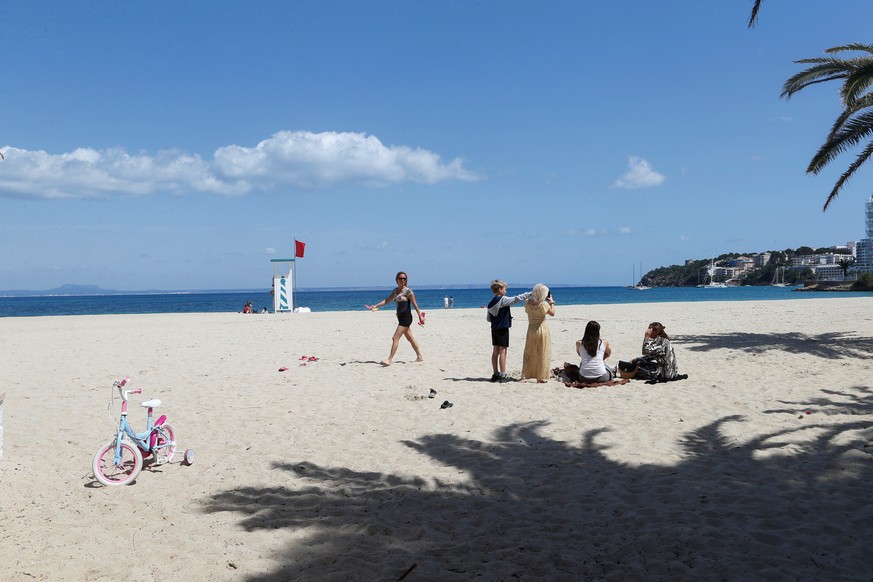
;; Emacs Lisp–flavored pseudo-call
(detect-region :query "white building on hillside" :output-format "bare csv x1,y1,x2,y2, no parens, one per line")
854,194,873,275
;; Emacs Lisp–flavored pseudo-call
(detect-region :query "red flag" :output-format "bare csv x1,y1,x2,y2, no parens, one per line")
294,239,306,258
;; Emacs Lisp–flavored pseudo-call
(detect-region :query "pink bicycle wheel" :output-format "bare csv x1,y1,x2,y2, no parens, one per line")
92,440,143,486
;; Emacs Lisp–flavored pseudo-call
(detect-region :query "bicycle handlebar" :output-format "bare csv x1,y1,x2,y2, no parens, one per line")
115,377,142,402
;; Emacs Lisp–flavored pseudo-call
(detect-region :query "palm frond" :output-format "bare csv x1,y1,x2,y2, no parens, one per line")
826,99,873,141
808,110,873,173
747,0,763,28
781,61,853,99
822,140,873,211
841,63,873,105
824,43,873,56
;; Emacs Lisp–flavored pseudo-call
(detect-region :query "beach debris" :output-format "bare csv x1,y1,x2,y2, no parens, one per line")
428,388,437,398
298,355,319,366
397,563,417,581
278,367,288,372
440,400,453,409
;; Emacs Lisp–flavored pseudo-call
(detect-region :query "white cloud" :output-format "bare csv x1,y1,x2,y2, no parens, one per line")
265,247,277,255
0,131,479,200
612,156,665,189
357,242,389,252
567,227,624,237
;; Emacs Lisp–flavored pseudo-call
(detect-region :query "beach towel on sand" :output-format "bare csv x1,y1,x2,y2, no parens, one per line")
551,365,630,389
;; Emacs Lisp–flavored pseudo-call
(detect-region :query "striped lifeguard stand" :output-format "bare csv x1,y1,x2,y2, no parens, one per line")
271,258,295,313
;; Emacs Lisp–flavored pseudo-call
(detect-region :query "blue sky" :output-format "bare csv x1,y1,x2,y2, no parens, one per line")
2,1,873,290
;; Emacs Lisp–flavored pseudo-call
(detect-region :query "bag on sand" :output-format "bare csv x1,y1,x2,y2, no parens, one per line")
617,360,637,379
631,357,660,381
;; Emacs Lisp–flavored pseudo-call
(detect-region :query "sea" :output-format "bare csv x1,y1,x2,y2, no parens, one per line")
1,285,870,318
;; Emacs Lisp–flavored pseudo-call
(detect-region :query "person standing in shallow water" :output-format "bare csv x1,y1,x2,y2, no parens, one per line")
368,271,424,366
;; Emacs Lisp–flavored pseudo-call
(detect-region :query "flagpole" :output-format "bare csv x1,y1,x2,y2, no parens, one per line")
292,236,297,311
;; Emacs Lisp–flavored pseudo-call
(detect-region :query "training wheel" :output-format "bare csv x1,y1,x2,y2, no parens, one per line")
184,449,196,465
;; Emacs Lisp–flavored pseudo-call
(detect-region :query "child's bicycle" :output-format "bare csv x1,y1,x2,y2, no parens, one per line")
92,377,194,486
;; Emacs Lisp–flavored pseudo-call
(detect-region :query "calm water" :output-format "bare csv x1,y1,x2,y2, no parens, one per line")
1,285,869,318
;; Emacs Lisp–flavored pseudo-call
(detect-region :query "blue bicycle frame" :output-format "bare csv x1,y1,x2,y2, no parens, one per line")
113,386,172,464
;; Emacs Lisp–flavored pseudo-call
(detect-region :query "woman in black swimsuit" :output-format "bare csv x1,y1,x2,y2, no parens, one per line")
369,271,424,366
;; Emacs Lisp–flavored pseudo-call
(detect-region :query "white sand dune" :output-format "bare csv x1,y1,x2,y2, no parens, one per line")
1,297,872,581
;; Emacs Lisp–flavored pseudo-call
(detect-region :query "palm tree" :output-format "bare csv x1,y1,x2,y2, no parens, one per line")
837,257,856,278
781,44,873,210
746,5,873,211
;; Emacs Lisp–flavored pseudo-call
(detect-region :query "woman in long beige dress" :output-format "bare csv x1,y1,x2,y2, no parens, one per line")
521,284,556,383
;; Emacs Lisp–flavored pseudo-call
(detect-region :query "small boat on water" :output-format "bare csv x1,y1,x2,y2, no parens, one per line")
770,266,787,287
626,262,651,290
698,258,727,288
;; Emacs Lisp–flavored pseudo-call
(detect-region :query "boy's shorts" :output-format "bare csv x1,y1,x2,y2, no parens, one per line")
491,328,510,348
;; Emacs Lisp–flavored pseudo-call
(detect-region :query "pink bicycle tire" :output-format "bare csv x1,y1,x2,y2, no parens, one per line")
92,440,143,486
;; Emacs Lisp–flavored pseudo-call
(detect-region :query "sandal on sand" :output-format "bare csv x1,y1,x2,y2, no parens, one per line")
278,367,288,372
429,388,437,398
440,400,453,409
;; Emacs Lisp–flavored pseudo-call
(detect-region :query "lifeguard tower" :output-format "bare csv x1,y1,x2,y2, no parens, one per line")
271,258,296,313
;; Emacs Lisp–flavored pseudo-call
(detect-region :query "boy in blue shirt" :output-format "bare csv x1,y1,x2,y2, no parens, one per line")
487,279,532,382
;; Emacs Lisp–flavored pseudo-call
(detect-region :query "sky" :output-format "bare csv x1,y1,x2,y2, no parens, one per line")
2,1,873,291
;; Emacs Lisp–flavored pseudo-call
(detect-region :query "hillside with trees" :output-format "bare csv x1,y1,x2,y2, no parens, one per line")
641,247,853,288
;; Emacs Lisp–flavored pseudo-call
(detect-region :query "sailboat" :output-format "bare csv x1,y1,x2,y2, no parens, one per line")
697,258,727,288
770,266,787,287
627,262,651,290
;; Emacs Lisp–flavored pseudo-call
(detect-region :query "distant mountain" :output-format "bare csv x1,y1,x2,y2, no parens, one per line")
0,284,267,297
0,284,122,297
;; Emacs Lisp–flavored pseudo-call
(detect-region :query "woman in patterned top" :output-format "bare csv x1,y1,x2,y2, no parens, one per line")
637,321,679,380
369,271,424,366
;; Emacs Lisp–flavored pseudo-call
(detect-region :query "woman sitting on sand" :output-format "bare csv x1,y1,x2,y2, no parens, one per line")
629,321,680,381
368,271,424,366
575,320,616,383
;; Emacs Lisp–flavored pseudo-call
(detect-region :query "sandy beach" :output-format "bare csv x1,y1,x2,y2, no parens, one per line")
1,297,872,581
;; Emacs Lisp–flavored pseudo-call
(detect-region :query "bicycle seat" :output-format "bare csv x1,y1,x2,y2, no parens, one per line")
140,399,162,408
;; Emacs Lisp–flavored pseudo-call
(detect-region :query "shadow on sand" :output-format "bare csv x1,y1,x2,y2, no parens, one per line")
678,331,873,360
201,385,873,580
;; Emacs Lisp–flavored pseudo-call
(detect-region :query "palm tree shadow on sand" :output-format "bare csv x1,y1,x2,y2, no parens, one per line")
202,388,873,581
677,331,873,359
